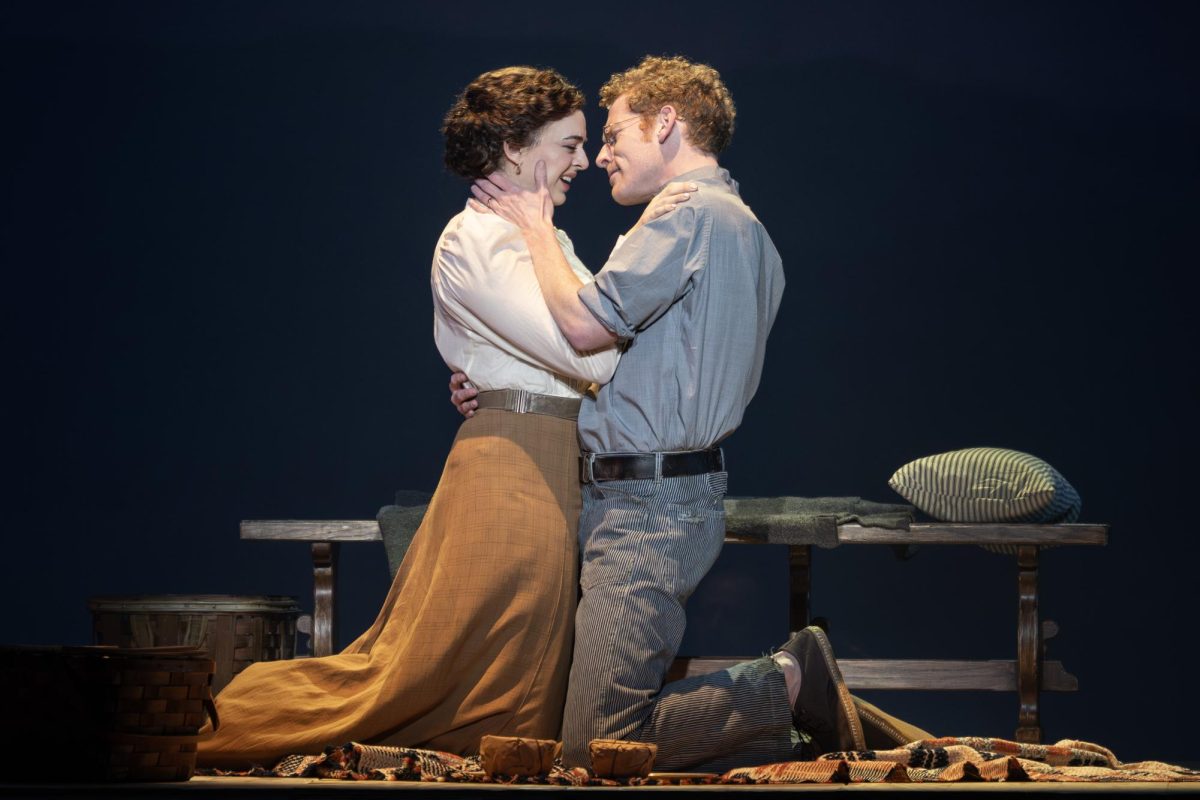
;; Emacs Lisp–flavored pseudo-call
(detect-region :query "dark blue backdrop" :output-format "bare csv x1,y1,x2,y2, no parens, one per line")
4,1,1197,763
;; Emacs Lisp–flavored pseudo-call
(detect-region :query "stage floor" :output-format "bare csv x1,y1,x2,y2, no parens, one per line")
3,776,1200,798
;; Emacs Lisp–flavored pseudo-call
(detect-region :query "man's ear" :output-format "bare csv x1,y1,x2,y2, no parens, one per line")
656,105,679,143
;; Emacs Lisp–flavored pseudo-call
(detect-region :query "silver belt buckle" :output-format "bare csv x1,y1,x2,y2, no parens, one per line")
511,389,530,414
581,452,597,484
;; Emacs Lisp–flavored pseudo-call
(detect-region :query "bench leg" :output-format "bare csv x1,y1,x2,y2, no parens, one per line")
312,541,340,657
1016,545,1041,743
788,545,811,632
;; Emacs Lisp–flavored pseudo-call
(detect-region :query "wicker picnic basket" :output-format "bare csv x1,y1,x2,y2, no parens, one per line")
0,645,218,782
89,594,300,692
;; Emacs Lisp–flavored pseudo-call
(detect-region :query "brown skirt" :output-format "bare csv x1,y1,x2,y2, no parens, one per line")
198,409,581,767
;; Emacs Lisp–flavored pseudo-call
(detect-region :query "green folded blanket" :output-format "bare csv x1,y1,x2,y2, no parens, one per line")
723,496,914,548
378,490,433,579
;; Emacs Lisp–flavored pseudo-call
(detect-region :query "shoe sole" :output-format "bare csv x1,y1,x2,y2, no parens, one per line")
808,627,867,752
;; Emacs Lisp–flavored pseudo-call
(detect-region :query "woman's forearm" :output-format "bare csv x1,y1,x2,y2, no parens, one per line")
523,223,618,352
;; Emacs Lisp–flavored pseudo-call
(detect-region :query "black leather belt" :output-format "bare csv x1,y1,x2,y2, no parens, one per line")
580,448,725,484
474,389,581,420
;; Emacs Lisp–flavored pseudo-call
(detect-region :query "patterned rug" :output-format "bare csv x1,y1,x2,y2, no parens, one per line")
198,737,1200,785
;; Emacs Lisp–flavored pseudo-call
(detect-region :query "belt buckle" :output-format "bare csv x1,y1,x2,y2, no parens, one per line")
511,389,530,414
580,452,597,484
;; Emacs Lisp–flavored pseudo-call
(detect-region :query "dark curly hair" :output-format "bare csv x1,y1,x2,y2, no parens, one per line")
442,66,585,179
600,55,735,155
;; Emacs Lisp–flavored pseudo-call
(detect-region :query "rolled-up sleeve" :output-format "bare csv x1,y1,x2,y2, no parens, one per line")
578,205,710,342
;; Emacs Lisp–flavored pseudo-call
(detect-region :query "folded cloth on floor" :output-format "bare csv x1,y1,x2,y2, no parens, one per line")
723,496,915,549
195,736,1200,785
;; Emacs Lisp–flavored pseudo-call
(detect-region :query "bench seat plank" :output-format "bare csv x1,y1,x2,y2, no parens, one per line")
242,520,1108,547
241,520,381,541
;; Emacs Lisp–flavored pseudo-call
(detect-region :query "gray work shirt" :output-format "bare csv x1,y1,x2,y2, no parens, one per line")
576,165,785,454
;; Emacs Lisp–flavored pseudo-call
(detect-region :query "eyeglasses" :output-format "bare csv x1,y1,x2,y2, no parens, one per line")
601,115,644,149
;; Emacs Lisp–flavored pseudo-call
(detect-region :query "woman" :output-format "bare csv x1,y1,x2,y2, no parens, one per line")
197,66,688,767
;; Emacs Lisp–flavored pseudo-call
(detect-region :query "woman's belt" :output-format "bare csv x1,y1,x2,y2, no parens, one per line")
474,389,582,420
580,448,725,483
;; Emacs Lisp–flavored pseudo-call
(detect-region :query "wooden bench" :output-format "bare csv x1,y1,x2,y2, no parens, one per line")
241,513,1106,743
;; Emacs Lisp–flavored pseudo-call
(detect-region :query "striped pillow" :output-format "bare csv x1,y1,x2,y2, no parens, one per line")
888,447,1081,523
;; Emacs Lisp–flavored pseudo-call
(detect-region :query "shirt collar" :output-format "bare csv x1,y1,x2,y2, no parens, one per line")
668,165,739,197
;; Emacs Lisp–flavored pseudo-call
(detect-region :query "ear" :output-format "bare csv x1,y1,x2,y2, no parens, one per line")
502,140,524,169
656,105,679,144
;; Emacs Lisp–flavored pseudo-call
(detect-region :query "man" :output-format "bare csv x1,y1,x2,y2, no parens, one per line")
462,56,867,771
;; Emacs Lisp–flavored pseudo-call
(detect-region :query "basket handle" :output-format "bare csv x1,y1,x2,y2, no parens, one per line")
204,689,221,734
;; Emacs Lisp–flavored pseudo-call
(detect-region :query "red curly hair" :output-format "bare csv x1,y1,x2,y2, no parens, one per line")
599,55,735,155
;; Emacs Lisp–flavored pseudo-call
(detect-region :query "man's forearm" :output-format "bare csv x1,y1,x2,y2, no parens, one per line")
524,224,617,351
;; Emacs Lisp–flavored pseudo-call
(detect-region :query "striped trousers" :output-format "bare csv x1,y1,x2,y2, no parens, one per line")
561,471,796,771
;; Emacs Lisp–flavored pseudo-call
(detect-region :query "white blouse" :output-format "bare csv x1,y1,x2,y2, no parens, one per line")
431,205,620,398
